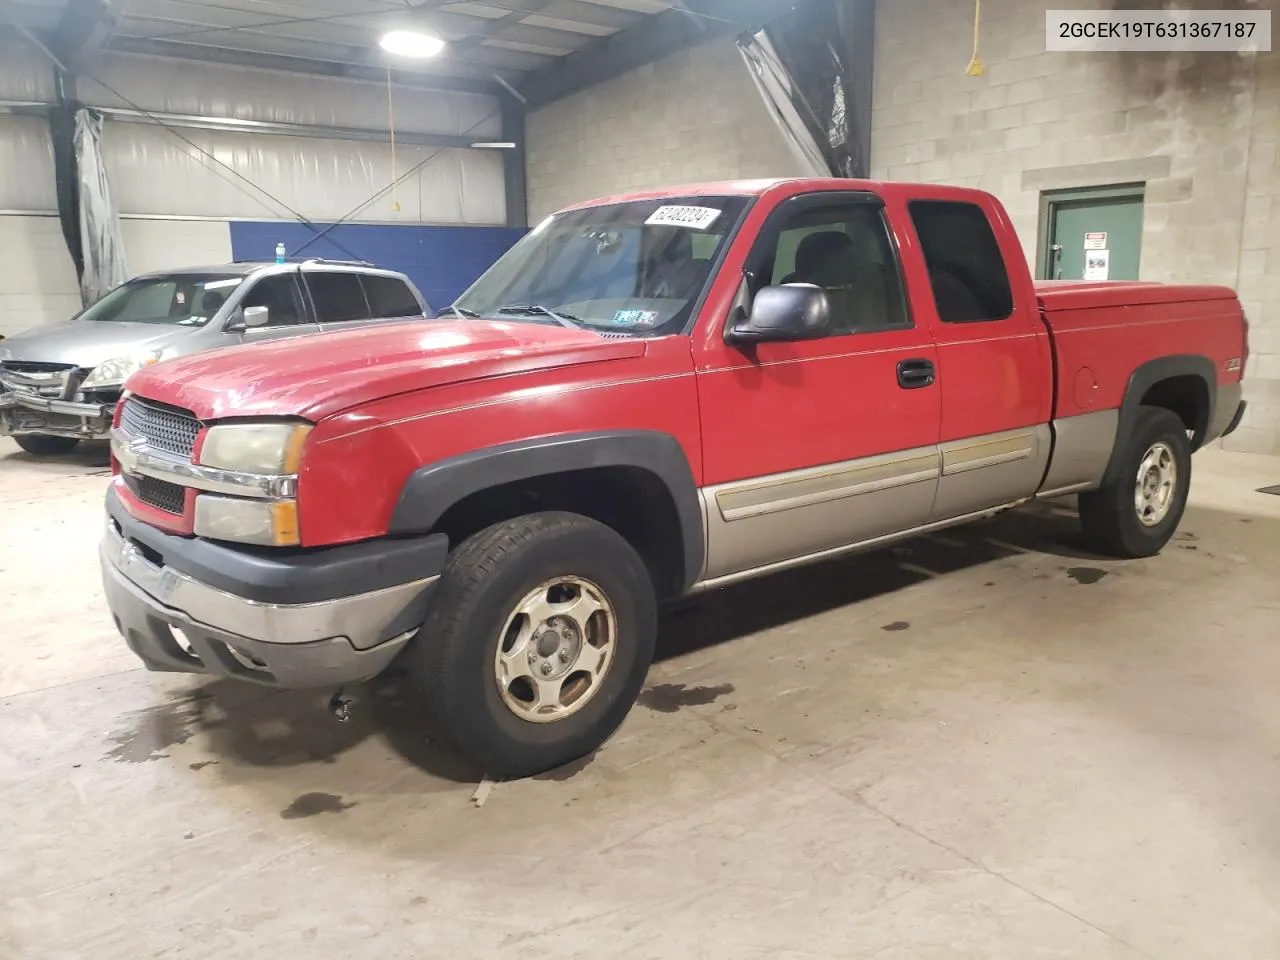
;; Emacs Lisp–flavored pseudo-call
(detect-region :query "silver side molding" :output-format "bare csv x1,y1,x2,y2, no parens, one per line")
691,500,1027,592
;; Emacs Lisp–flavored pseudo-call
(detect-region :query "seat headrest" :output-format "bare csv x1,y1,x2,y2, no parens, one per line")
795,230,856,287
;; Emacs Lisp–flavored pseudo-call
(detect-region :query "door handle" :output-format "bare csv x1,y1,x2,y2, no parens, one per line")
897,358,935,389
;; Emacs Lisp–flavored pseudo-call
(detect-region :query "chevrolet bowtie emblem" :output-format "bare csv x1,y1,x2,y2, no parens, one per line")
117,435,147,475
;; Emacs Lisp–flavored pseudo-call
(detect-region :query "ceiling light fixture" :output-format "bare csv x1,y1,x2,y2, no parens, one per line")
379,30,445,58
470,141,517,150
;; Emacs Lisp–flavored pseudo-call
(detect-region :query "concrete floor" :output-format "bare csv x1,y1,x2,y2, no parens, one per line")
2,439,1280,959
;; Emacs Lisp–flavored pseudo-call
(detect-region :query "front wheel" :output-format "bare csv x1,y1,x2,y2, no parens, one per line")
410,512,657,778
14,434,80,456
1078,406,1191,558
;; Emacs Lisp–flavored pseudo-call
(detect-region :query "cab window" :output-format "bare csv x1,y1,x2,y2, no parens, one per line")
749,198,910,335
909,200,1014,323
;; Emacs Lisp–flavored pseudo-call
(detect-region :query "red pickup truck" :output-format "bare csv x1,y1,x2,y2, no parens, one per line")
102,178,1247,777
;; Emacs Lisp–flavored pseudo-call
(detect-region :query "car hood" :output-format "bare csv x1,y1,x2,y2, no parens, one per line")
0,320,197,368
125,320,646,421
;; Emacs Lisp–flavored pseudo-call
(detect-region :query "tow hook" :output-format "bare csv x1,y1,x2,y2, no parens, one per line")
328,688,354,723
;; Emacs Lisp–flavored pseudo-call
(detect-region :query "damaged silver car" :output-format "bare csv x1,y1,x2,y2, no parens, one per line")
0,259,429,455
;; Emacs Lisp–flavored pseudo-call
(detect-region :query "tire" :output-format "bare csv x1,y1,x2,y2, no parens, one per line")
1078,406,1191,558
14,435,80,456
410,511,657,779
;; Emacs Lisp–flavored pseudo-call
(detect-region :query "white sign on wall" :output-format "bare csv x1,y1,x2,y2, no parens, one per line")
1084,249,1111,281
1084,232,1108,250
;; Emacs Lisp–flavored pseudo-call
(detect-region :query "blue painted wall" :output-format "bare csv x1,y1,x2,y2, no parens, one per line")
228,221,526,312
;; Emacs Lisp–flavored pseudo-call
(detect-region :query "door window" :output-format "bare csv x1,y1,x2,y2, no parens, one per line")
306,272,372,323
239,274,308,327
360,274,422,319
909,200,1014,323
750,200,910,335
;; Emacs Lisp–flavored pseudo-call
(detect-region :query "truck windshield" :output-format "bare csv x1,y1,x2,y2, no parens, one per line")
79,274,245,326
453,195,750,337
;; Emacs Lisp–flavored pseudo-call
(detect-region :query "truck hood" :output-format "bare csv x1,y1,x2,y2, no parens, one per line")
125,320,646,421
0,320,196,369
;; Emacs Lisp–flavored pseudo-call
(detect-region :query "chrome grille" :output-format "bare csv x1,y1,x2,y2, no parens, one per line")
123,473,187,515
119,397,201,458
0,362,74,399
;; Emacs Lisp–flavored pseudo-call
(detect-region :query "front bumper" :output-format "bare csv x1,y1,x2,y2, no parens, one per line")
0,390,114,439
100,489,448,687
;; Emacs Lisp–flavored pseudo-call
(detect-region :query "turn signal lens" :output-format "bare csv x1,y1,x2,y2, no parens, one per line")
269,500,300,546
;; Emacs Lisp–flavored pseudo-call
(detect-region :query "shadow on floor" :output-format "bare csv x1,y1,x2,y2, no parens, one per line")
0,439,111,471
655,498,1105,662
111,499,1100,781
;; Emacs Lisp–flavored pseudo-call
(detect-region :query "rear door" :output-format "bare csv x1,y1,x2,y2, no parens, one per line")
905,197,1054,521
304,270,374,334
694,190,942,583
232,272,321,344
360,273,427,325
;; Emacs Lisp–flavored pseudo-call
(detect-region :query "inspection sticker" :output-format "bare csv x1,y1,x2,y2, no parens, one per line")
612,309,660,328
645,205,722,230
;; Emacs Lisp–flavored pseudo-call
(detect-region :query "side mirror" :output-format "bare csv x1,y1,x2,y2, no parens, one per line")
726,284,830,344
241,305,269,329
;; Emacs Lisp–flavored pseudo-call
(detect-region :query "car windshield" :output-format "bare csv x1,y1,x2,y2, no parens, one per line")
453,195,750,337
79,274,245,326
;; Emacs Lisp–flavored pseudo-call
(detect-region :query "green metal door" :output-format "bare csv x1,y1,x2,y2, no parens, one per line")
1039,186,1144,281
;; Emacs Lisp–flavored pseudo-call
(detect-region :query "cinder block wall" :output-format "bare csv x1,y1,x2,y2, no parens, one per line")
525,39,799,222
872,0,1279,454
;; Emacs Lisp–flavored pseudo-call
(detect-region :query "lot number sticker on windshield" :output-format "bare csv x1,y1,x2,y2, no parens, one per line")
645,205,722,230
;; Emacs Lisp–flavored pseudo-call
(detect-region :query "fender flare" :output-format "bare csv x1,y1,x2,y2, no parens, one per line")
387,430,704,591
1101,354,1216,486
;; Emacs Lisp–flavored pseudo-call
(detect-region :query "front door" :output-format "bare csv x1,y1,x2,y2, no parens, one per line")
232,272,321,344
694,191,942,584
1042,185,1145,282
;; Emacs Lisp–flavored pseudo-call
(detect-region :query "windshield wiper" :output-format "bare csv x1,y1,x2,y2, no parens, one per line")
440,305,480,319
495,304,581,329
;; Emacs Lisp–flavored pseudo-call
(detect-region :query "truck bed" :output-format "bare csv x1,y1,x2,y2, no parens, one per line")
1036,280,1245,422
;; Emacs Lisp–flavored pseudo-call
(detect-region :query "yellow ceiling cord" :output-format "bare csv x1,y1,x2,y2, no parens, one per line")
966,0,985,76
386,68,401,213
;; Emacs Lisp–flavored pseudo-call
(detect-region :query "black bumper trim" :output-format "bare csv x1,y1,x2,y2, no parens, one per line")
1222,400,1247,439
106,487,449,605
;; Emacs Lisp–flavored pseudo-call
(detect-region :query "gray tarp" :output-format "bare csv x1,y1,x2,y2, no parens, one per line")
73,108,129,305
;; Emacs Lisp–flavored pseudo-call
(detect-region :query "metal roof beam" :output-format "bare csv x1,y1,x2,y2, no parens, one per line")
519,0,796,107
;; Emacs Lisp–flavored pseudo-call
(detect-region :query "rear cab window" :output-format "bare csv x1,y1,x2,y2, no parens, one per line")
908,200,1014,323
361,274,423,319
305,272,372,323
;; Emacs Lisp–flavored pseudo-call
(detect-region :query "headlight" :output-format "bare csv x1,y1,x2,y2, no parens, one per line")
81,352,164,389
198,422,312,475
194,495,300,546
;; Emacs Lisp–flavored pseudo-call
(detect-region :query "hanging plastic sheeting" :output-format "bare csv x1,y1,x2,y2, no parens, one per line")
74,108,128,305
737,31,829,178
736,0,859,179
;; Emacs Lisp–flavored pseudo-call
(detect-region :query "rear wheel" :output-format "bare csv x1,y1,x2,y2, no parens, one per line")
1078,406,1191,558
410,511,657,778
14,435,80,456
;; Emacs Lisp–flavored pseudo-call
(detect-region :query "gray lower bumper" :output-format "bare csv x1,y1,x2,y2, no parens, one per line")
0,391,113,439
100,521,439,688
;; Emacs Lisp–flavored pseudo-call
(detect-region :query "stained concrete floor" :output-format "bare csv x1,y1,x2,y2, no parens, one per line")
2,438,1280,960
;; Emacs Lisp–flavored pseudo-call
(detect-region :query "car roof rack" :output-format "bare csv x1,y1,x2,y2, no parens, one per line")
299,257,376,267
233,257,376,267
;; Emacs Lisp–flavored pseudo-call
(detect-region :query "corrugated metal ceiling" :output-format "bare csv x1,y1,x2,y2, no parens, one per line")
3,0,680,89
